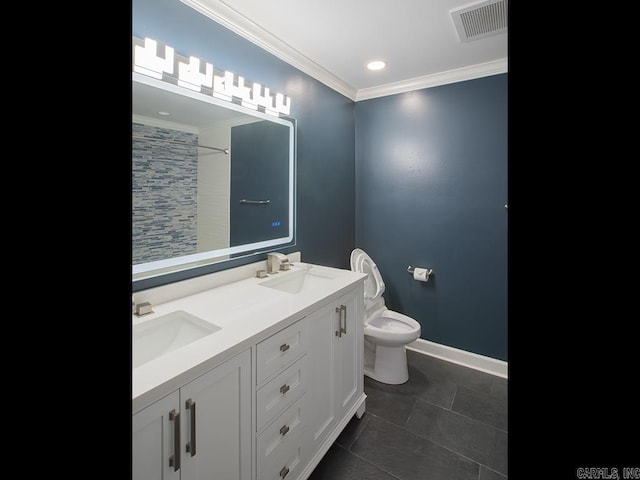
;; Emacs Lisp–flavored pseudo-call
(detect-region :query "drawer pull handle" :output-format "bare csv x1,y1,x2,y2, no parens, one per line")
280,466,290,478
280,343,290,352
280,384,290,394
280,424,290,436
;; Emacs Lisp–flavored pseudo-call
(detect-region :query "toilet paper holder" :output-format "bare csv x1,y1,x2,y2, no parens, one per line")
407,266,433,276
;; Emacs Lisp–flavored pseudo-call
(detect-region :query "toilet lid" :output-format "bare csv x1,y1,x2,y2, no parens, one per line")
350,248,385,301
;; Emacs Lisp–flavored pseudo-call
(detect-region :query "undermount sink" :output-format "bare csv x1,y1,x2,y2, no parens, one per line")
133,310,221,368
259,267,336,294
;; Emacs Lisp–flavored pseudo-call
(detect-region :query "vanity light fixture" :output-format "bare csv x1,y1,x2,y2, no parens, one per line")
178,55,214,92
367,60,387,71
133,37,174,79
133,36,291,116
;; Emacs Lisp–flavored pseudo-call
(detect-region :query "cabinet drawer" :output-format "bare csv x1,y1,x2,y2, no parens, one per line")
256,395,307,480
257,318,308,386
257,356,307,432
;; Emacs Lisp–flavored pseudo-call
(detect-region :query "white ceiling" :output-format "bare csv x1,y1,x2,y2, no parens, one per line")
181,0,508,101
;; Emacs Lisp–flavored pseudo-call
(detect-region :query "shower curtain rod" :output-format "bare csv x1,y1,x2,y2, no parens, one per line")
132,135,229,154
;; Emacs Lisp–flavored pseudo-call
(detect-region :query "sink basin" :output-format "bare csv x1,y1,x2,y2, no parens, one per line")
133,310,221,368
259,268,336,294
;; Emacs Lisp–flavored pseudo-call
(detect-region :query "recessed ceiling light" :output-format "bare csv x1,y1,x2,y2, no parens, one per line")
367,60,387,71
157,111,171,116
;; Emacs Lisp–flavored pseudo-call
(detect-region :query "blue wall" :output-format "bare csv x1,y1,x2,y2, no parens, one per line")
132,0,356,276
355,76,508,361
132,0,507,361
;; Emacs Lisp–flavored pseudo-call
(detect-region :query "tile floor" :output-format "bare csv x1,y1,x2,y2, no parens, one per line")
307,348,508,480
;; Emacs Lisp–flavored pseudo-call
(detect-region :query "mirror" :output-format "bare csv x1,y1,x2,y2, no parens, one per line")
132,72,296,282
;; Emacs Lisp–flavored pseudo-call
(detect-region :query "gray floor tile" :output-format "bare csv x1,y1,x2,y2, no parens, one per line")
364,377,417,427
489,428,508,475
335,413,370,450
350,415,480,480
307,351,508,480
406,350,495,394
307,444,398,480
363,363,427,396
406,399,508,476
413,375,458,411
479,465,508,480
452,385,508,431
365,363,458,410
490,376,508,403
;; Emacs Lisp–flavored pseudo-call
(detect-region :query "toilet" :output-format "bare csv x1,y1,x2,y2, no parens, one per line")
351,248,421,385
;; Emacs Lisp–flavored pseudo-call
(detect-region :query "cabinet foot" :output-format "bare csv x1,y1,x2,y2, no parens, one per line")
355,397,366,419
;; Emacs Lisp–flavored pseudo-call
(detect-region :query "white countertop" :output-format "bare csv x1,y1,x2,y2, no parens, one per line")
132,261,366,413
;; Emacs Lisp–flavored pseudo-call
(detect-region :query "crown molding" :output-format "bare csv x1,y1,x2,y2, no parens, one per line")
180,0,358,100
355,58,508,101
180,1,506,102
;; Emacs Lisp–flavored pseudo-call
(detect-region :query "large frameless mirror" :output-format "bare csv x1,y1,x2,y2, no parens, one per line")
132,68,296,283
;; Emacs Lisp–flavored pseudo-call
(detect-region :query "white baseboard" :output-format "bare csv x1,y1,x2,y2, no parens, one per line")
406,338,508,379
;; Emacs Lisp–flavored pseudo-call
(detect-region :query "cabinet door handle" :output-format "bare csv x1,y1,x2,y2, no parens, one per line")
280,466,290,478
335,305,347,337
280,384,290,394
185,399,196,457
168,409,181,471
280,343,290,352
279,424,290,436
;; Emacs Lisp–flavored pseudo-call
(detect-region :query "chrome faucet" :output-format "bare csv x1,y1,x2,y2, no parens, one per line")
267,252,290,273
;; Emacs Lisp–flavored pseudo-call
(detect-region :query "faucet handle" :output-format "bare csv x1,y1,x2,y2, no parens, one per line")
279,262,291,271
135,301,153,316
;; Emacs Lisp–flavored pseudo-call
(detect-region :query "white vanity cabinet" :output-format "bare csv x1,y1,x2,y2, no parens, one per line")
132,260,366,480
306,286,364,459
133,349,252,480
253,282,365,480
255,318,309,480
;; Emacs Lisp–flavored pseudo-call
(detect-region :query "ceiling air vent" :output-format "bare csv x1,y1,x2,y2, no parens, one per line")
450,0,508,43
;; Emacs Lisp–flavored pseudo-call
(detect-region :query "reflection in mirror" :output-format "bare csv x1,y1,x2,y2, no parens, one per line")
132,73,295,282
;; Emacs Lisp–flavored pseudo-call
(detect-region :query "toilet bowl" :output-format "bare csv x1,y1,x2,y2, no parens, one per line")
351,249,421,384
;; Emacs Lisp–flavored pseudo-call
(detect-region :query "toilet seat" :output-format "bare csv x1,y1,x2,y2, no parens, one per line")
365,309,421,346
350,248,385,306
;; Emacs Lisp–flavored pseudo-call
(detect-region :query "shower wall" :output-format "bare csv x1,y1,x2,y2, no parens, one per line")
132,123,198,263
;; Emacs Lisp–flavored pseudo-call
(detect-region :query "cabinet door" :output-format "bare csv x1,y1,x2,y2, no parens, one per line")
306,302,337,452
306,288,364,453
133,390,181,480
335,290,361,416
180,349,252,480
